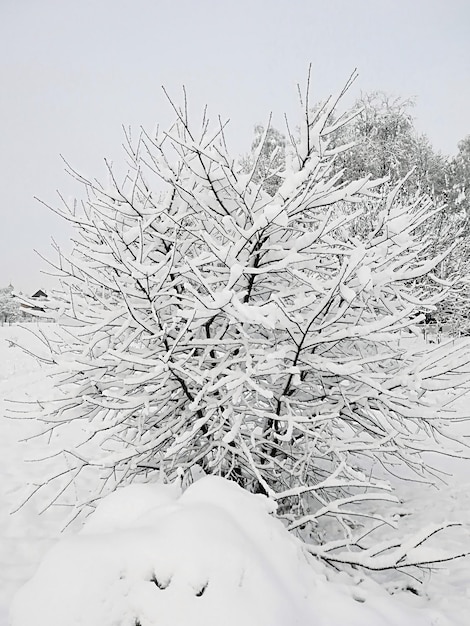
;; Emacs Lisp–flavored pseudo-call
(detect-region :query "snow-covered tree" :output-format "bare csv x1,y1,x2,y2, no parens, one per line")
19,76,470,573
331,92,446,195
0,285,22,324
423,137,470,328
448,135,470,217
239,124,286,196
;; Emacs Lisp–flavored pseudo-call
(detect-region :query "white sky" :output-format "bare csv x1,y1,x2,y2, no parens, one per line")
1,0,469,293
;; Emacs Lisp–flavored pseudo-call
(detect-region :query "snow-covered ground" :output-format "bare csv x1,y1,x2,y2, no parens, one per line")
0,326,62,624
1,325,470,625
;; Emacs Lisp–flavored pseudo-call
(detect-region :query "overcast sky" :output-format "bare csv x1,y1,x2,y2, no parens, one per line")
1,0,469,293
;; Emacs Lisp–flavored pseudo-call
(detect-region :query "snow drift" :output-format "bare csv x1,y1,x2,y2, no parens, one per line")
11,476,439,626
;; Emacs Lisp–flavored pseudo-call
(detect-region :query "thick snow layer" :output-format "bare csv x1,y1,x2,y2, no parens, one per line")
1,325,470,625
9,477,437,626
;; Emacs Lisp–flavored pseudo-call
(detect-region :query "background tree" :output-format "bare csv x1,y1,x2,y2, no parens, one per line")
447,135,470,219
239,124,286,196
18,80,470,573
429,135,470,331
317,92,469,329
0,285,22,324
335,92,419,181
241,93,450,229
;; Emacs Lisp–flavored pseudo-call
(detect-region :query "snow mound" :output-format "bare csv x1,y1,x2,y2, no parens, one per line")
10,477,438,626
